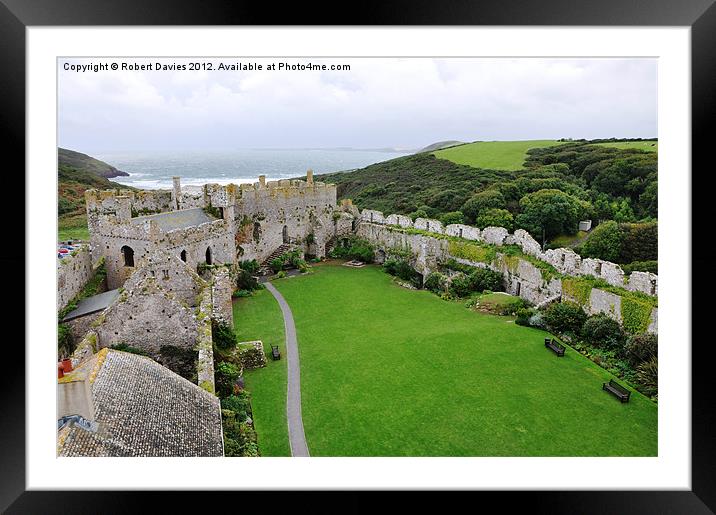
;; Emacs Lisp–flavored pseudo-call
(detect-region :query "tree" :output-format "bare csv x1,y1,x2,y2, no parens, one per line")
475,208,514,231
580,220,623,262
439,211,465,226
638,181,658,218
515,189,585,242
613,198,635,223
461,190,506,223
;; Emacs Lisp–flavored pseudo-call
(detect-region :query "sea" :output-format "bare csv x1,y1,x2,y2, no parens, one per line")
94,149,410,190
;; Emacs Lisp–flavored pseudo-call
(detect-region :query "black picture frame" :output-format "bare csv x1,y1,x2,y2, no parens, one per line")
3,1,712,512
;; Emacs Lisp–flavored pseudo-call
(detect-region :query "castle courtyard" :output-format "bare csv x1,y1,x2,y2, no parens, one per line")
238,263,657,457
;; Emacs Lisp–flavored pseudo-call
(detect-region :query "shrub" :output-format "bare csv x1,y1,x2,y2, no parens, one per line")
635,357,658,398
461,190,506,223
239,259,260,274
475,208,514,231
236,269,259,292
515,307,534,326
212,320,237,350
346,238,375,263
624,333,658,367
543,302,587,334
581,314,625,350
622,260,658,275
221,392,252,422
424,272,448,293
448,273,473,298
439,211,465,226
276,270,287,279
383,258,417,282
269,258,284,273
232,289,253,298
580,220,623,262
58,324,74,357
221,409,260,456
215,361,241,398
528,312,545,329
469,268,503,292
619,222,658,263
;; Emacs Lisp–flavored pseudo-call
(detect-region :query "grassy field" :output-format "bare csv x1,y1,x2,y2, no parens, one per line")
433,140,565,170
233,289,290,457
257,263,657,457
58,213,90,242
592,141,658,152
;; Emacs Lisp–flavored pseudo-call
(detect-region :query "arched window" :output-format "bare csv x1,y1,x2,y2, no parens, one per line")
205,246,213,265
180,250,187,262
282,225,289,244
121,245,134,267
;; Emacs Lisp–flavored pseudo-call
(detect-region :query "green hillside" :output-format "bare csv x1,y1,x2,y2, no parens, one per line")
316,139,657,255
417,140,464,153
433,140,565,170
58,150,134,242
318,153,515,215
59,147,129,178
592,141,658,152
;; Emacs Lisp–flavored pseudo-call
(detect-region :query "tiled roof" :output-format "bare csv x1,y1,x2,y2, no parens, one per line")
58,350,223,457
131,208,216,232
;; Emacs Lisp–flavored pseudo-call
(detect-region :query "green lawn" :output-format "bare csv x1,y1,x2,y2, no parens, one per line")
592,141,658,152
233,289,290,457
259,264,657,456
58,213,89,242
433,140,565,170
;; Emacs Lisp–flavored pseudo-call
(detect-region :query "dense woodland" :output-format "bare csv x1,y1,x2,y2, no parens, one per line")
318,140,658,271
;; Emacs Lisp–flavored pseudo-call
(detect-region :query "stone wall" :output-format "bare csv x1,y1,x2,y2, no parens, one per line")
57,245,95,311
358,211,658,334
123,252,206,307
233,179,340,263
357,209,657,297
211,267,234,326
93,276,199,376
196,286,216,395
89,208,234,289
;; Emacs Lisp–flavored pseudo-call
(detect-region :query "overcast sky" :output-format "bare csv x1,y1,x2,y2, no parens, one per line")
58,58,657,153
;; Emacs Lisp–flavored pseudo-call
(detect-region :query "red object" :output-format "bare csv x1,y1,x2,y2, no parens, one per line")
58,248,68,254
61,358,73,373
58,364,64,378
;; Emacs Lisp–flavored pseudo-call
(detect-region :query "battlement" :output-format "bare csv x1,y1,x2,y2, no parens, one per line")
359,209,658,297
236,177,336,201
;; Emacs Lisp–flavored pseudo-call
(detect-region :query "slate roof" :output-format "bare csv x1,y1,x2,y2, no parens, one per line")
131,208,216,232
57,349,223,457
61,289,120,322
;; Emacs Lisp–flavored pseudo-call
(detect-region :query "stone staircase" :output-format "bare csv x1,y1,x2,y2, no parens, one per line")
258,244,295,275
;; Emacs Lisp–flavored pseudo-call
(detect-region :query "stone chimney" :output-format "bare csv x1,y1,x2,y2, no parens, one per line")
306,169,314,186
172,176,181,210
259,175,266,187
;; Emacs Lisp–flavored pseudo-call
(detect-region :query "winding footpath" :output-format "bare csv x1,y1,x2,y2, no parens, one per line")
264,282,310,457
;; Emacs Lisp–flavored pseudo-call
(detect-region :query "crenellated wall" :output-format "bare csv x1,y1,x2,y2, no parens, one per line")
358,210,657,334
357,209,657,297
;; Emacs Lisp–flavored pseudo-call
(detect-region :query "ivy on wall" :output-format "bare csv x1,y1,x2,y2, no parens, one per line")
621,296,657,334
447,240,496,264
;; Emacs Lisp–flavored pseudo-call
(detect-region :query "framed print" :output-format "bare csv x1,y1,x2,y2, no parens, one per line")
3,0,714,512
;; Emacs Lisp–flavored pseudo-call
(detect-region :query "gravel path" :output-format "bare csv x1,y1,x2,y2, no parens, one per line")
264,282,310,457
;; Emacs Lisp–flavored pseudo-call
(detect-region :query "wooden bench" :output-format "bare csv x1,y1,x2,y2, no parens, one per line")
271,345,281,360
544,338,565,357
602,379,630,403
